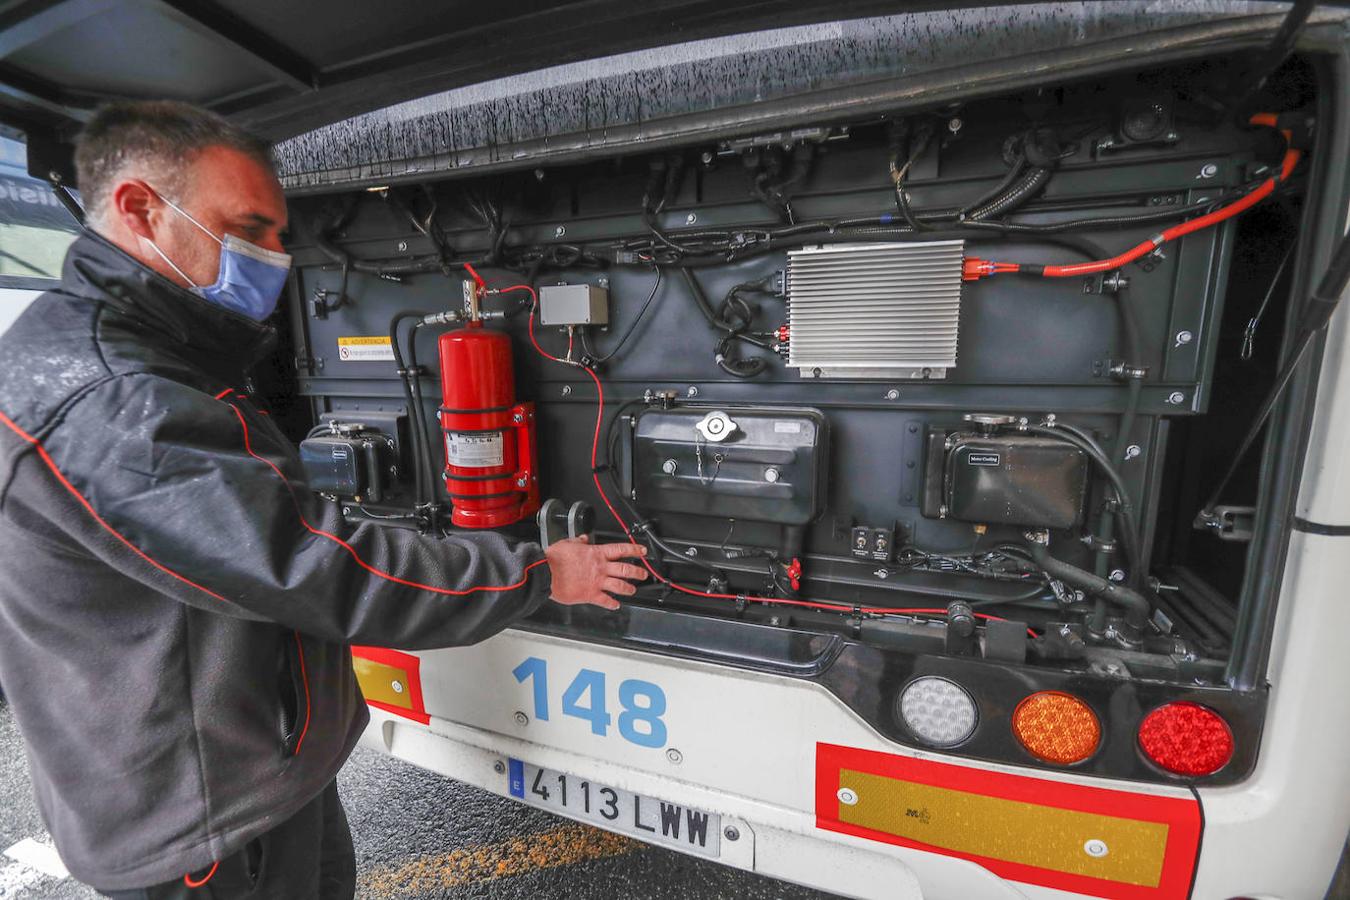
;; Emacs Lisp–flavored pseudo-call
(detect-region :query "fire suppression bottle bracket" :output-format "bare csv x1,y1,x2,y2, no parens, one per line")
537,499,596,549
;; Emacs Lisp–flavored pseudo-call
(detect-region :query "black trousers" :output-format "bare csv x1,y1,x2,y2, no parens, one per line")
98,781,355,900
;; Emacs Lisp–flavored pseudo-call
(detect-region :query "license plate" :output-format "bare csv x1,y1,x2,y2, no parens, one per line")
507,759,721,857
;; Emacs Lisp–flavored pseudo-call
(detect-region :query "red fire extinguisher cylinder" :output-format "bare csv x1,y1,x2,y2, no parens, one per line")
437,321,539,528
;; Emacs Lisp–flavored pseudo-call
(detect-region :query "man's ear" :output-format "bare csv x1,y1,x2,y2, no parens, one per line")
109,179,161,240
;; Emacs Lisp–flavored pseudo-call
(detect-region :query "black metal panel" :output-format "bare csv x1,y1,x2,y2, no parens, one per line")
282,81,1262,612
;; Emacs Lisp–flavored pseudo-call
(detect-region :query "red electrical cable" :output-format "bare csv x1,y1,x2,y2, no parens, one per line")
462,262,487,290
503,283,1035,634
183,861,219,888
962,116,1301,281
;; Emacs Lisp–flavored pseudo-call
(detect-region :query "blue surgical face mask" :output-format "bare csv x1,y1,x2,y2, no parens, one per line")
144,190,292,322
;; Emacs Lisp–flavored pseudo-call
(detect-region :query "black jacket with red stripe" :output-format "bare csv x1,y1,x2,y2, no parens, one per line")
0,232,551,890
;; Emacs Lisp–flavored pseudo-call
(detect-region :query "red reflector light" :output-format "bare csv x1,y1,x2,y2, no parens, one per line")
1138,702,1234,776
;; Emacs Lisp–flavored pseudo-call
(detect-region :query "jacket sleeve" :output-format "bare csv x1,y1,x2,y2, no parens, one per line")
32,373,551,650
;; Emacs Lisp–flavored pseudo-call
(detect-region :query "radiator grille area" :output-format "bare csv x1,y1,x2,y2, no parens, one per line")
786,240,965,378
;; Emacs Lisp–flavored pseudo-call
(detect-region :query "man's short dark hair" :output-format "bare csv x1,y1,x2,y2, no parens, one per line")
74,100,273,225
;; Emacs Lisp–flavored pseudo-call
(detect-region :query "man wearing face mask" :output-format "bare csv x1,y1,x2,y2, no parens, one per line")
0,101,648,898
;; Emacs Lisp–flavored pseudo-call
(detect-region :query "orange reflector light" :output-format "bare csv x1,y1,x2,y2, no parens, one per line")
1138,702,1234,776
1012,691,1101,765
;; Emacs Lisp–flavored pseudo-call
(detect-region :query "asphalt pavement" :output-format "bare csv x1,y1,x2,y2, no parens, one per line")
0,699,840,899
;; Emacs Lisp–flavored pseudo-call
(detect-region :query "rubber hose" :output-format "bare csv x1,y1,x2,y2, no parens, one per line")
1024,424,1143,583
389,310,432,507
406,321,443,511
1024,540,1150,629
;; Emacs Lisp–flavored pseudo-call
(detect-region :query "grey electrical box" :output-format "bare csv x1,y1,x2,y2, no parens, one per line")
539,283,609,326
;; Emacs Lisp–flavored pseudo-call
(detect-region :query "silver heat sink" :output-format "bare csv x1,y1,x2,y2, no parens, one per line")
785,240,965,379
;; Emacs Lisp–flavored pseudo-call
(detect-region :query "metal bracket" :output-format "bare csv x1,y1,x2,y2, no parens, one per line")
1194,505,1255,542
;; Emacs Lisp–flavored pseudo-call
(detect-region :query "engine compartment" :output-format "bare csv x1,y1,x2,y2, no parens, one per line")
268,55,1325,782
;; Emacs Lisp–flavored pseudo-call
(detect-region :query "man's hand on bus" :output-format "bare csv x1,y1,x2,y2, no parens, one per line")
545,536,649,610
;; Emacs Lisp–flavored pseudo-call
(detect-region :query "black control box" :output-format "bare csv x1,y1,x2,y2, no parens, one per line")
922,428,1088,529
299,429,393,502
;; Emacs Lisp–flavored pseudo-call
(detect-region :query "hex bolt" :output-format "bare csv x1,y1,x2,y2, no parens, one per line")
948,117,963,133
554,225,567,238
666,748,684,765
1124,444,1142,460
1084,838,1109,858
687,386,699,398
391,680,404,694
685,546,699,557
685,213,698,226
397,240,408,252
534,168,546,181
885,389,900,400
1175,330,1194,345
514,711,529,726
1167,391,1186,405
837,787,859,806
512,412,524,423
701,151,715,165
561,385,572,396
1109,569,1126,583
662,459,678,475
1199,164,1218,179
724,826,740,842
494,760,506,774
763,467,780,483
342,507,351,516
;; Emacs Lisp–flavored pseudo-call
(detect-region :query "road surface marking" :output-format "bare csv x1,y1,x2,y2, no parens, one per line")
359,823,636,896
4,839,67,879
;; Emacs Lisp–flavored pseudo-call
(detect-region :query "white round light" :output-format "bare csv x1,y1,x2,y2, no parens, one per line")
898,676,978,747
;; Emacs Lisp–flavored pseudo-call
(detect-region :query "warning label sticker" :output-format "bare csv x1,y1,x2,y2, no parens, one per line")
337,336,394,362
446,432,505,468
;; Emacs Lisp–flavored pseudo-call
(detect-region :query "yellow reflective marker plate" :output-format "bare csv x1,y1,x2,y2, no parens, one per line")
816,743,1201,899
